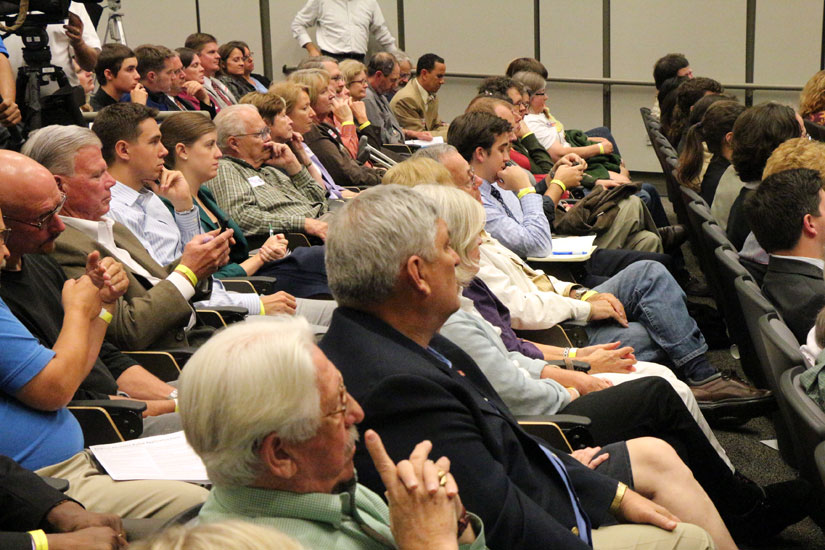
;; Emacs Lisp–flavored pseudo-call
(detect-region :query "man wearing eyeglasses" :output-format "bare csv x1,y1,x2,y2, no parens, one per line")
205,104,330,243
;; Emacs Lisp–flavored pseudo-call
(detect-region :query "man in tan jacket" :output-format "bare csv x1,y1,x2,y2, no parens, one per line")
390,52,449,138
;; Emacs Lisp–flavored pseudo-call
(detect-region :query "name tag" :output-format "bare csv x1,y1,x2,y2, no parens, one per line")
248,176,266,188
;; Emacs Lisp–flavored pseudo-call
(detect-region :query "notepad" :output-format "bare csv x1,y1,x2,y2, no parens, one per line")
404,136,445,148
551,235,597,255
90,431,209,483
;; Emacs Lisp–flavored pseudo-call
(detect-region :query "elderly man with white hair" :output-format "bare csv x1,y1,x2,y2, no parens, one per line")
178,317,488,550
204,104,330,243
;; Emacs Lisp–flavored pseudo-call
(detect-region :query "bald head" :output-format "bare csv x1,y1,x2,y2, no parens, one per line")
0,151,60,217
0,150,66,260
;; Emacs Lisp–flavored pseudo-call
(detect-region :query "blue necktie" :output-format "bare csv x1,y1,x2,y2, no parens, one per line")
489,185,516,220
541,445,592,544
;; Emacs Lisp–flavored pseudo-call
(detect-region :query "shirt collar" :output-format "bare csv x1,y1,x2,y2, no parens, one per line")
209,479,360,529
223,155,262,172
60,215,114,242
770,253,825,270
413,78,433,104
111,181,150,207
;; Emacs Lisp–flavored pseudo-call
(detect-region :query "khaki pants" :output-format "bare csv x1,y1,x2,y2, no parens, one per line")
594,195,663,253
592,522,716,550
36,450,208,520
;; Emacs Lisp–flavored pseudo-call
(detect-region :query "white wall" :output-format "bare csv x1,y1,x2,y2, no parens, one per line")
97,0,822,171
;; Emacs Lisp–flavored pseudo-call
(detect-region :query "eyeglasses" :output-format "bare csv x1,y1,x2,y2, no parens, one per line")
349,78,367,86
462,167,480,190
3,192,66,229
323,381,349,418
532,90,547,97
330,74,345,82
0,227,11,246
399,73,411,80
233,127,271,140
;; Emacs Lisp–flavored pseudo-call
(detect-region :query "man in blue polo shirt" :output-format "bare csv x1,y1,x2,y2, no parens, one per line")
0,150,207,519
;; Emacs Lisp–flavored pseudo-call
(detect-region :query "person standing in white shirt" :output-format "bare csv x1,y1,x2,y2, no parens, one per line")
291,0,399,62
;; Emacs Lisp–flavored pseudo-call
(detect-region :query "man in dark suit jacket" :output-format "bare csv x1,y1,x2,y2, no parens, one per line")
20,126,232,350
319,185,808,549
0,455,126,550
746,167,825,344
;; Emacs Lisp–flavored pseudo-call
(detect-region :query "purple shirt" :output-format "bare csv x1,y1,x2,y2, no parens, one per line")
462,278,543,360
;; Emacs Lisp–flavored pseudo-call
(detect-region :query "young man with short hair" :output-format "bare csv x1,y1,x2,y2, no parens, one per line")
184,32,236,110
90,43,146,111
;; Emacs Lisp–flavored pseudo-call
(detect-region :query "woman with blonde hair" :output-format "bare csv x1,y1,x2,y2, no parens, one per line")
340,59,369,101
382,157,454,187
799,69,825,124
289,69,383,187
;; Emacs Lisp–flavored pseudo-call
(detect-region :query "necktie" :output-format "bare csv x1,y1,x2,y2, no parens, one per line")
542,447,592,544
489,185,516,219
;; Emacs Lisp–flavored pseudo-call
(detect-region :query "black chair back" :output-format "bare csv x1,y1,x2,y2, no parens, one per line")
780,365,825,486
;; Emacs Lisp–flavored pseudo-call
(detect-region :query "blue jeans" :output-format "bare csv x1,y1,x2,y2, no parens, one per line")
586,260,708,373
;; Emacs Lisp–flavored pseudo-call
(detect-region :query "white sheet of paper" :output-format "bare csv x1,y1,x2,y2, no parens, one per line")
551,235,597,255
90,431,209,483
759,438,779,451
404,136,445,148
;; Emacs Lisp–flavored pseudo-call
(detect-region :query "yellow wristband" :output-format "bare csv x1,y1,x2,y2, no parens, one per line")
598,142,605,155
174,264,198,287
550,178,566,192
358,121,371,131
259,300,266,316
98,307,113,325
569,347,578,358
581,290,598,302
521,131,534,139
610,482,628,514
565,386,580,399
28,529,48,550
174,398,179,413
517,186,536,199
341,120,355,127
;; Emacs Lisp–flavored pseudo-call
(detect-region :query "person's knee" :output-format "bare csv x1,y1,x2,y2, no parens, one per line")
629,436,692,480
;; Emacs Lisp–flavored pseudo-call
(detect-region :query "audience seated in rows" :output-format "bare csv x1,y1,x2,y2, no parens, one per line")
23,125,232,350
205,104,330,242
160,111,331,297
676,99,745,205
319,184,808,548
288,68,384,187
651,53,693,119
180,317,489,550
90,43,144,111
0,151,208,517
716,103,802,249
390,52,449,138
184,33,237,110
98,103,334,325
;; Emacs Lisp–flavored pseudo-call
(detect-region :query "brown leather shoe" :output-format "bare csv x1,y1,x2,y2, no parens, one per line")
658,224,688,252
690,371,775,418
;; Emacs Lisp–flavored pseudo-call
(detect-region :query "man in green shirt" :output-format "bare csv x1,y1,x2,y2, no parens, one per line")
178,317,486,550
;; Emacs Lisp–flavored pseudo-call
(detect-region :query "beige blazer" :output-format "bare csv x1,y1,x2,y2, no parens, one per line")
52,222,193,351
389,79,449,138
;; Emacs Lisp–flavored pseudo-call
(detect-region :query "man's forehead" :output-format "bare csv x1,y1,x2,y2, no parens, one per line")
137,118,161,140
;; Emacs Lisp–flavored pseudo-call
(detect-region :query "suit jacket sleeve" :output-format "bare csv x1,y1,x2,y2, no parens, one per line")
355,374,607,550
52,229,193,351
0,455,73,531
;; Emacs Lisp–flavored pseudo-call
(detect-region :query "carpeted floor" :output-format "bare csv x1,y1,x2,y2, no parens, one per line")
634,172,825,549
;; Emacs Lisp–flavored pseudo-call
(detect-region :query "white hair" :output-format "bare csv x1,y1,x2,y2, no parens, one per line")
21,125,102,176
411,143,459,163
326,185,439,308
178,317,321,487
413,184,485,285
214,104,259,151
